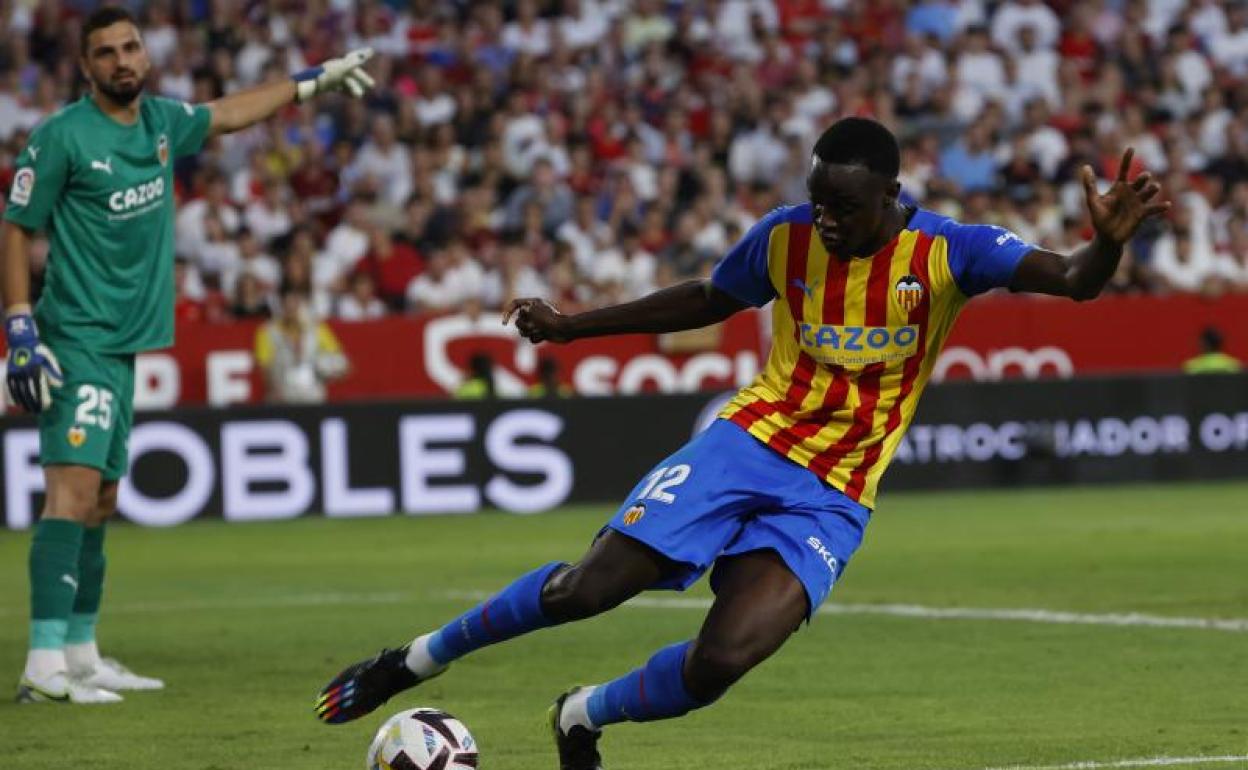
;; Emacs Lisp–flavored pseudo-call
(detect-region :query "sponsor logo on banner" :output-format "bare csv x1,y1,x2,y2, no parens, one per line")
424,312,761,398
0,383,1246,529
44,294,1248,407
932,346,1074,382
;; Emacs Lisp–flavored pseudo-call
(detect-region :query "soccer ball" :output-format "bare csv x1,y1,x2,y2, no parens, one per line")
366,707,478,770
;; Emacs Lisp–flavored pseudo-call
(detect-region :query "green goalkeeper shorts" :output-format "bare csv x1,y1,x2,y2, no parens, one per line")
37,342,136,481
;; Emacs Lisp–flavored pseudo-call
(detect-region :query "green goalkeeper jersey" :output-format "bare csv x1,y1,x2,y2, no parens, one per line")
4,94,211,353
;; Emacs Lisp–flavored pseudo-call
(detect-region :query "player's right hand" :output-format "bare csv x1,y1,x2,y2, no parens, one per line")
4,314,63,413
503,298,574,344
292,48,376,102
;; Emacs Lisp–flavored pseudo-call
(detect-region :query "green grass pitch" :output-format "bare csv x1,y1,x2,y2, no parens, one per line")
2,482,1246,770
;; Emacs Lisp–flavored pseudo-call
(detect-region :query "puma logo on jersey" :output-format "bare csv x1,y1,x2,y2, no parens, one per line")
789,278,821,300
61,574,78,590
91,158,113,175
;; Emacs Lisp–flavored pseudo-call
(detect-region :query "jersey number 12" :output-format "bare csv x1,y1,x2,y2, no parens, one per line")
636,464,691,504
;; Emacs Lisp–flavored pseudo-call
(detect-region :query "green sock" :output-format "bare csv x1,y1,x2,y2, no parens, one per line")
67,524,106,645
29,518,85,650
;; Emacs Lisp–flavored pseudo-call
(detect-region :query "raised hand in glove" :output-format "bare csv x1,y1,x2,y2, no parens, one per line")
293,48,377,102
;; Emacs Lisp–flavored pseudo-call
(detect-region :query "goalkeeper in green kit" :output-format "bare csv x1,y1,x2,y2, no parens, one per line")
2,6,375,704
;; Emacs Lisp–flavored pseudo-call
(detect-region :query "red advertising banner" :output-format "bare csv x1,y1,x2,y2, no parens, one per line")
942,293,1248,381
126,310,769,408
2,294,1244,410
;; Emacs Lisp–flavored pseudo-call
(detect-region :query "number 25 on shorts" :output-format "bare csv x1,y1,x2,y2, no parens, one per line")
636,464,692,504
75,384,114,430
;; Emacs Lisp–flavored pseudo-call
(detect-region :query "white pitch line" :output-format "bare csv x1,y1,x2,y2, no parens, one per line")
0,590,412,617
973,755,1248,770
443,590,1248,633
0,590,1244,635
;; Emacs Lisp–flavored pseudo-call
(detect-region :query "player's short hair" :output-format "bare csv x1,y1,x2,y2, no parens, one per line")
813,118,901,180
81,6,138,55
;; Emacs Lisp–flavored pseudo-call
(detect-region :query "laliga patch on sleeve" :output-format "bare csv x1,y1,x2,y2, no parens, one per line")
10,167,34,206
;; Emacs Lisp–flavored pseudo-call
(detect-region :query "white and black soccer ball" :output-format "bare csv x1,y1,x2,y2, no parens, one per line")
366,707,478,770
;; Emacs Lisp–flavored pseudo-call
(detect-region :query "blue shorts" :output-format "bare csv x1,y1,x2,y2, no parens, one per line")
603,419,871,619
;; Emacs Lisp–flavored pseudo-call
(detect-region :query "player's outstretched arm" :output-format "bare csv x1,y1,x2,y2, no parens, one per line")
1009,148,1170,301
206,48,375,137
504,280,749,344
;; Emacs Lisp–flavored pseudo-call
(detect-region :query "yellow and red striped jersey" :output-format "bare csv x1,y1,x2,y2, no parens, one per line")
711,204,1033,508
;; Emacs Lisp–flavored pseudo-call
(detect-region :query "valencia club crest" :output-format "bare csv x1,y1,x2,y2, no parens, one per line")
895,274,924,312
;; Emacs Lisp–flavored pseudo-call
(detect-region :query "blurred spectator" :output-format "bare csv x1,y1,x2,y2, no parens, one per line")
244,179,294,246
991,0,1061,51
223,228,281,300
1183,327,1243,373
906,0,960,45
254,283,349,404
176,171,239,264
337,271,388,321
1149,204,1225,293
528,357,573,398
503,157,575,233
347,114,412,207
502,1,551,57
324,201,373,287
356,225,425,309
230,273,272,320
454,353,496,399
939,121,998,193
406,241,486,313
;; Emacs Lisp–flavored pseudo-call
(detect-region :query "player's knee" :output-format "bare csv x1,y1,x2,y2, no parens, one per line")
539,564,619,621
44,485,100,522
684,637,764,696
91,484,120,524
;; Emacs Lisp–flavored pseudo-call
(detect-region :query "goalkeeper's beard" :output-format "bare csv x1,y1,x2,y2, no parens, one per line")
95,74,144,106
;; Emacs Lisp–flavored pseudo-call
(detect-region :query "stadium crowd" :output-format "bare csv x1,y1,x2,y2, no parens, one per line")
4,0,1248,324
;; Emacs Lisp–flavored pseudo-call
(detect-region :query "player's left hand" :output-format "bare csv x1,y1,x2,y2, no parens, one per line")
503,298,574,344
1082,147,1171,245
293,48,376,102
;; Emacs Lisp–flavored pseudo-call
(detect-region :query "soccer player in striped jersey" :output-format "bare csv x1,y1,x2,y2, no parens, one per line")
315,118,1169,769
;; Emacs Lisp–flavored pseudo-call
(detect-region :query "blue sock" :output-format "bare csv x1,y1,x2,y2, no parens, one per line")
427,562,564,664
587,641,712,725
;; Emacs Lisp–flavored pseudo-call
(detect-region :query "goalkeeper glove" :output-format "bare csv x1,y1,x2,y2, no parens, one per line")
5,313,63,413
292,48,377,102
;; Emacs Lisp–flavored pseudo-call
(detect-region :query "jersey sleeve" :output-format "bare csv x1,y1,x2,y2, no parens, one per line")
3,121,70,232
154,97,212,159
941,221,1036,296
710,208,788,307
